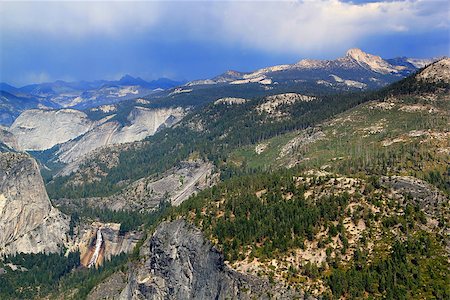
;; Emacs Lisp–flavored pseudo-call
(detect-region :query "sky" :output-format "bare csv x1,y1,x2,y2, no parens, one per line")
0,0,449,87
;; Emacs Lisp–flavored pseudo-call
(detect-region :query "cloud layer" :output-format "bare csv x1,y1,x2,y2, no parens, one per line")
0,0,449,85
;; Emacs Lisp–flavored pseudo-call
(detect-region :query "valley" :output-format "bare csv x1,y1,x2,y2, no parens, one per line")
0,52,449,299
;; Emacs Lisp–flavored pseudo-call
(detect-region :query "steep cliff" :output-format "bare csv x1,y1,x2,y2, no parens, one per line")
0,152,69,255
119,219,301,300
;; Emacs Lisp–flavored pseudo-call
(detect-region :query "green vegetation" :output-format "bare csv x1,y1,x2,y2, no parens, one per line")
0,201,168,300
31,64,449,298
57,253,128,299
58,200,170,235
328,234,449,299
0,251,80,299
168,166,449,298
230,92,450,194
173,171,350,261
0,252,128,300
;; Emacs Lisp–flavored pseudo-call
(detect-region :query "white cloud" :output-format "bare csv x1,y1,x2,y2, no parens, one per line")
206,0,449,55
0,1,163,37
0,0,448,55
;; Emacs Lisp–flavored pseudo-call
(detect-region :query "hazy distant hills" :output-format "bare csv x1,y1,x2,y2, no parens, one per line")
0,76,183,125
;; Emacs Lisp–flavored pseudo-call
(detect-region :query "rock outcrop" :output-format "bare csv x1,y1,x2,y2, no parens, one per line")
119,219,302,300
0,129,19,151
0,152,69,255
257,93,316,116
380,176,449,217
7,106,186,172
416,57,450,84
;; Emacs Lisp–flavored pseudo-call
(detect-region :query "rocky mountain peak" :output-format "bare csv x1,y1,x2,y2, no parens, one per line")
224,70,241,76
345,48,369,59
346,48,398,74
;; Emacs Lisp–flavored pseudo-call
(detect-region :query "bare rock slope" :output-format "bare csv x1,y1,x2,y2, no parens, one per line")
56,106,185,165
119,219,302,300
9,109,94,151
0,152,69,255
7,106,185,171
58,160,216,212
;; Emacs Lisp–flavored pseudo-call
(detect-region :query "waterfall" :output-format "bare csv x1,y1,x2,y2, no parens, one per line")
88,228,103,268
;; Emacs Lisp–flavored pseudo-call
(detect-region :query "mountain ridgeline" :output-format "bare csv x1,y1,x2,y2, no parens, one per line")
0,76,183,126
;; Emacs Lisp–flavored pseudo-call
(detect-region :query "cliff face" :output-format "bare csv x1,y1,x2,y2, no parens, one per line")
56,106,186,166
119,219,301,300
0,152,69,255
72,222,142,268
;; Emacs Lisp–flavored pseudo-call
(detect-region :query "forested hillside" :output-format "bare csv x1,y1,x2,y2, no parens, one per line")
169,169,449,298
161,59,448,298
3,59,448,300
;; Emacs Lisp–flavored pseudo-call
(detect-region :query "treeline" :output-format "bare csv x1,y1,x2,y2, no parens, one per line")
333,140,450,195
0,251,80,299
0,249,129,299
378,67,450,98
60,199,170,235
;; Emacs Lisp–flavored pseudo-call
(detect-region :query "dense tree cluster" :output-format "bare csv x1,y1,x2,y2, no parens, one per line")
174,171,351,261
327,234,449,299
0,251,80,299
171,167,449,298
59,200,170,235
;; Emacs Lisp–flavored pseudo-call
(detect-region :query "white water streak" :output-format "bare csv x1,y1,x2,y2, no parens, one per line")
88,228,103,268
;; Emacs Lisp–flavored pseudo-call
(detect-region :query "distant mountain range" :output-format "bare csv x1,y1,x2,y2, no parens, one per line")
0,49,439,126
0,76,183,125
186,48,436,89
